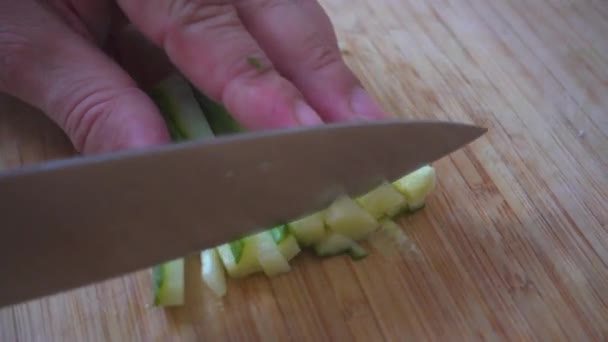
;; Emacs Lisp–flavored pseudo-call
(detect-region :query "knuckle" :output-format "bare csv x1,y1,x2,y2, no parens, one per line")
0,28,32,91
300,33,342,73
164,0,237,38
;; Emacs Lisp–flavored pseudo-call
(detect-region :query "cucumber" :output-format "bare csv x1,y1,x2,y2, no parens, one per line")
348,243,369,260
217,235,262,278
148,72,215,307
149,73,214,140
255,231,291,276
287,212,327,246
356,181,408,219
192,89,243,135
152,258,184,306
201,248,227,297
393,165,436,211
324,195,379,241
277,234,301,261
270,225,289,244
313,233,356,256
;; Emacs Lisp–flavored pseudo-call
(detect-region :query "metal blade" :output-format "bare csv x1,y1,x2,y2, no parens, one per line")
0,119,485,307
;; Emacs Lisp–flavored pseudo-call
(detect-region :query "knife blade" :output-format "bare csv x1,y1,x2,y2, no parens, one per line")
0,119,485,307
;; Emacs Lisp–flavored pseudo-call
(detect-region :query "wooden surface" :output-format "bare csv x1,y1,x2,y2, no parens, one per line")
1,0,607,340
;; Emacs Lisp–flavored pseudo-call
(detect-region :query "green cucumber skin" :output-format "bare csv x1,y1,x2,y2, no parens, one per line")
229,240,245,263
191,88,244,135
152,265,164,305
348,244,369,261
271,225,288,244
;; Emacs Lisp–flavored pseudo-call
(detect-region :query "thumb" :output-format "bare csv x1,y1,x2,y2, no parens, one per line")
0,1,170,155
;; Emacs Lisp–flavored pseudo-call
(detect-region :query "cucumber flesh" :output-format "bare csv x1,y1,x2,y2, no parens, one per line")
324,196,379,241
271,225,289,244
152,258,184,306
217,236,262,278
278,234,301,261
287,212,326,246
255,232,291,276
393,166,436,210
201,248,227,297
356,182,408,219
314,233,356,257
348,243,369,260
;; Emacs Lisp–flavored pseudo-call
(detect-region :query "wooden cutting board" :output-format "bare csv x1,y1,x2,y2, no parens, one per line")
1,0,606,340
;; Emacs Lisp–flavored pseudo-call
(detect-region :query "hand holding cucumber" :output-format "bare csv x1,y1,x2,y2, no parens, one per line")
0,0,388,155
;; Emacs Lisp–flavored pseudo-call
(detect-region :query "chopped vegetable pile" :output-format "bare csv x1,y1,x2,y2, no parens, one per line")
148,73,437,305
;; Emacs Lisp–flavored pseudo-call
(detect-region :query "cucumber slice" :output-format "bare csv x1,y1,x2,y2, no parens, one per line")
393,166,436,210
356,182,408,219
277,234,301,261
255,232,291,276
313,233,356,257
348,243,369,260
152,258,184,306
217,236,262,278
287,212,326,245
324,196,379,241
201,248,227,297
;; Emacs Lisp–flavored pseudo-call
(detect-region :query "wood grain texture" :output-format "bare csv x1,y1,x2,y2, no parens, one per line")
1,0,607,341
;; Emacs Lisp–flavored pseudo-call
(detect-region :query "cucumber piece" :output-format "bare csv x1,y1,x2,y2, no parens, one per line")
255,231,291,276
149,73,214,140
393,165,436,211
356,182,408,219
271,225,288,244
201,248,227,297
348,243,369,260
192,89,244,135
229,239,245,263
313,233,356,257
217,236,262,278
152,258,184,306
324,196,379,241
277,234,301,261
287,212,327,246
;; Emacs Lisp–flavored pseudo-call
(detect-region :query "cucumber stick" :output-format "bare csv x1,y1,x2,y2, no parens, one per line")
356,182,408,219
217,236,262,278
324,195,379,241
152,258,184,306
201,248,227,297
148,73,216,306
287,212,327,246
255,231,291,276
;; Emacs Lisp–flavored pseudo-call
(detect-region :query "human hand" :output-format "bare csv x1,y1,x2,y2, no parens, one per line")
0,0,388,155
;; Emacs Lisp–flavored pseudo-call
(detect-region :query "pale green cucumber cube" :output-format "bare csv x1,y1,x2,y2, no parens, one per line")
277,234,301,261
287,212,326,245
313,233,356,256
217,236,262,278
324,196,379,240
255,231,291,276
393,166,436,210
356,182,408,219
152,258,184,306
201,248,227,297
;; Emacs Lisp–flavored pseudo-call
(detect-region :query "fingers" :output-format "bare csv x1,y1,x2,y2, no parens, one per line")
235,0,388,122
117,0,324,130
0,1,170,154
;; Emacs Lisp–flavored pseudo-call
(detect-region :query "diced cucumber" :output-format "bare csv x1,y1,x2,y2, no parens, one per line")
313,233,356,257
324,196,379,241
217,236,262,278
201,248,227,297
348,243,369,260
287,212,327,246
152,258,184,306
270,225,288,244
255,232,291,276
356,182,408,219
277,234,301,261
368,219,417,257
393,166,436,210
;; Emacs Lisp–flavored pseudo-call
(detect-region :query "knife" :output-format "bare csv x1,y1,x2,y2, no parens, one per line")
0,119,485,307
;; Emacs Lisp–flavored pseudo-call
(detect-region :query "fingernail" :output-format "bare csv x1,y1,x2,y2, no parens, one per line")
350,87,388,120
295,100,323,126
